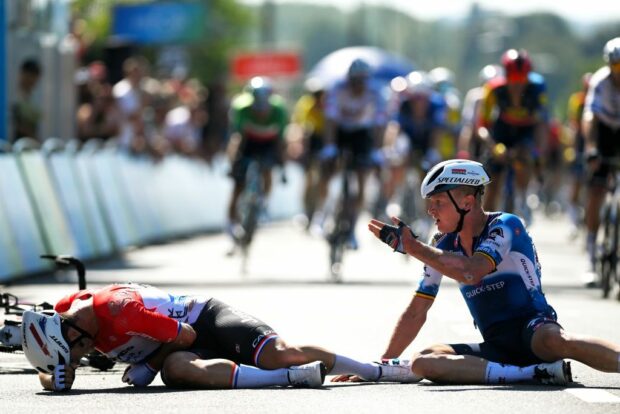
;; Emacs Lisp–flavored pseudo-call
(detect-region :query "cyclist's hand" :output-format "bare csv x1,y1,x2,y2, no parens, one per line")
52,364,74,391
369,217,417,254
122,362,157,387
319,143,338,161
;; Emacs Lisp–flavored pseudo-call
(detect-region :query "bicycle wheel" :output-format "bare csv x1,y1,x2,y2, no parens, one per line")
600,200,618,298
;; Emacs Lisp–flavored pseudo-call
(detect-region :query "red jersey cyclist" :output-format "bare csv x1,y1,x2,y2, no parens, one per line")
477,49,549,222
21,283,419,392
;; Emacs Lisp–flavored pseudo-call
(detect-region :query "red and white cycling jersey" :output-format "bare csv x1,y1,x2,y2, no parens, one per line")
55,284,210,363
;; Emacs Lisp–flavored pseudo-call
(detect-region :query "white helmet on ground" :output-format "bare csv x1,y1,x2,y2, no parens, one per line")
421,159,491,199
21,310,70,373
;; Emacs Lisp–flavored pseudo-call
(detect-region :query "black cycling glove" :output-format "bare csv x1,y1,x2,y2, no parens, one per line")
379,220,417,254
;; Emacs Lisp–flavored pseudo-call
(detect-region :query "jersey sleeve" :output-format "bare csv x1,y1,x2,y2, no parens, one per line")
114,300,181,343
475,219,514,268
415,233,445,300
477,82,496,129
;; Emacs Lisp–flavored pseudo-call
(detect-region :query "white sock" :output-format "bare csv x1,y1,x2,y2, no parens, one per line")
330,354,381,381
485,362,536,384
232,364,290,388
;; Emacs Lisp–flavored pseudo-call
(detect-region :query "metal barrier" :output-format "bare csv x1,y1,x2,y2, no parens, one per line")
0,137,304,282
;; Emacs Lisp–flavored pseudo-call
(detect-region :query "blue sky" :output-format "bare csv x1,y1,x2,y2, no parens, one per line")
242,0,620,24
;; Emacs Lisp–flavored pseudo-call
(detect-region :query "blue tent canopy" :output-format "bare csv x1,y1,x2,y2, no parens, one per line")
307,46,416,87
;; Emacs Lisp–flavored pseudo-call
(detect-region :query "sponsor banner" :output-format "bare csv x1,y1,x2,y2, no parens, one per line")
112,2,206,44
232,51,302,80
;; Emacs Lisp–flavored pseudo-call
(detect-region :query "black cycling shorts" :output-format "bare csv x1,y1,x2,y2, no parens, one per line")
590,120,620,186
336,127,374,168
231,140,278,185
186,298,278,367
449,311,561,367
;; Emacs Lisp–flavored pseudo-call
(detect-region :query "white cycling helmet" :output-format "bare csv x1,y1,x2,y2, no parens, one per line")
603,37,620,64
406,70,433,96
421,159,491,233
421,159,491,199
21,310,71,373
478,64,503,84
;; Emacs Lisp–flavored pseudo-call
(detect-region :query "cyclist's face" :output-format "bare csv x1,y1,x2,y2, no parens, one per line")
426,192,460,233
610,61,620,75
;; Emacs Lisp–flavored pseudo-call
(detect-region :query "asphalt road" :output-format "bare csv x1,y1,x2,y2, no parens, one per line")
1,212,619,413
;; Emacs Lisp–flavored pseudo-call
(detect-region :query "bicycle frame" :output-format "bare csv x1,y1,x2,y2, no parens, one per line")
326,150,357,282
598,158,620,300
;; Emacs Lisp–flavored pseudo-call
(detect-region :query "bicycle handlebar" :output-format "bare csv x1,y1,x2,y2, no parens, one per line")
40,255,87,290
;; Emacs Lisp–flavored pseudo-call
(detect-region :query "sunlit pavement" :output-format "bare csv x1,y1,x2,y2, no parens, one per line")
2,211,619,413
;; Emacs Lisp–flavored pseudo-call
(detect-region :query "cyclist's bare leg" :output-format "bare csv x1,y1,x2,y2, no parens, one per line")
585,184,606,236
531,324,620,372
355,168,370,213
228,182,245,223
256,337,336,371
261,168,273,196
483,170,505,211
410,343,487,384
161,351,238,388
384,164,406,204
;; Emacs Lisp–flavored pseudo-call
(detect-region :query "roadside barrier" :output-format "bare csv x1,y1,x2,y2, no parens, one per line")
0,137,304,282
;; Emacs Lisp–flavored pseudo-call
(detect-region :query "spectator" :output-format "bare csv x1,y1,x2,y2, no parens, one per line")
113,56,149,154
12,58,42,142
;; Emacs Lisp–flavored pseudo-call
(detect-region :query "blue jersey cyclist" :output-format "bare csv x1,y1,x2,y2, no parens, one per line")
335,159,620,385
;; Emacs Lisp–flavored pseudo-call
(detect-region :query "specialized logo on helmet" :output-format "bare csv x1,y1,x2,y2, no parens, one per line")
437,176,483,185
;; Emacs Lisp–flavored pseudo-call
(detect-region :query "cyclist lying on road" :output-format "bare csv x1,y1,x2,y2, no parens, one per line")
21,283,419,392
336,159,620,385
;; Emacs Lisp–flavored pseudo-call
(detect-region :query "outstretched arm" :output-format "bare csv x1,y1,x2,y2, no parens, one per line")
369,217,494,285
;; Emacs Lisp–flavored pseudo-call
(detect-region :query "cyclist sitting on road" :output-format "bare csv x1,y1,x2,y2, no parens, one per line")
21,283,419,392
311,58,388,248
335,159,620,386
582,37,620,285
290,77,327,227
477,49,549,221
226,77,288,245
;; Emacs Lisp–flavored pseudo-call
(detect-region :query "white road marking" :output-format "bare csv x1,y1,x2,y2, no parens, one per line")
565,388,620,403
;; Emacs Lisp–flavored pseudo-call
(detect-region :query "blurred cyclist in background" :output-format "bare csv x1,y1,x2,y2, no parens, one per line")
565,72,592,236
377,71,447,235
311,58,388,248
457,64,503,160
226,77,288,246
477,49,549,223
290,77,327,227
429,67,461,159
582,37,620,285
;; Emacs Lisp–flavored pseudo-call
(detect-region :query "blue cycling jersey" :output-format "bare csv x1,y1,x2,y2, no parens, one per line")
396,92,447,151
416,212,554,335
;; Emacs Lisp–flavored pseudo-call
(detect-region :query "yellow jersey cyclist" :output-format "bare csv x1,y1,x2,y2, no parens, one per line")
290,77,327,226
477,49,549,221
582,37,620,285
